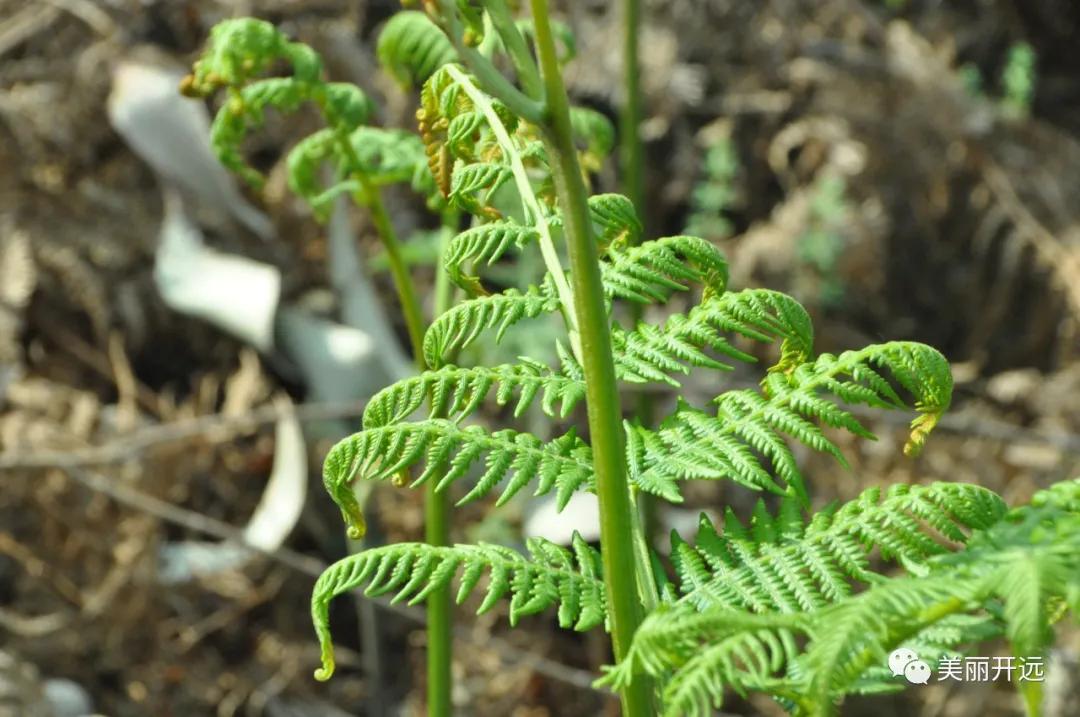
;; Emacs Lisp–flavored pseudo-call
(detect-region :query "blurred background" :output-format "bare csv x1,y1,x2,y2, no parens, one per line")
1,0,1078,715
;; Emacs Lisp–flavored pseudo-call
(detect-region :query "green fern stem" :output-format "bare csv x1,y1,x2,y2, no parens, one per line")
332,111,451,714
442,65,580,353
620,0,644,216
423,215,461,717
435,0,543,124
482,0,543,99
424,478,452,716
618,0,663,571
364,185,427,362
328,121,427,363
529,1,653,714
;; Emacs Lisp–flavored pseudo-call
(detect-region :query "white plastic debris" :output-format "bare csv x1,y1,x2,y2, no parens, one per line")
274,306,387,403
158,397,307,583
523,492,601,545
154,190,280,352
327,198,411,382
107,57,275,241
524,492,708,550
243,396,307,551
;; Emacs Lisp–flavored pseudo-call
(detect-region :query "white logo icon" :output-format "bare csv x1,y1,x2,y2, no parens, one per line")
889,647,931,684
904,659,932,684
888,647,920,678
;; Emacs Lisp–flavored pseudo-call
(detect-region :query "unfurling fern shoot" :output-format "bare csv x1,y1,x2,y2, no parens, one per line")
189,6,1080,717
183,16,460,714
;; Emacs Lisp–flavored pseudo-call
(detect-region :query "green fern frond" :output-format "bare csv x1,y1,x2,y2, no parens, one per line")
610,289,813,390
362,362,586,429
377,11,458,88
312,533,605,680
643,479,1078,714
625,340,952,500
673,482,1007,612
601,235,728,304
782,480,1074,710
322,419,594,518
443,221,540,296
183,18,321,95
446,110,486,153
766,340,953,456
450,162,514,216
605,482,1029,713
417,64,477,196
346,127,429,185
283,126,428,215
589,193,643,248
284,129,341,211
423,279,561,368
801,577,983,711
599,607,806,716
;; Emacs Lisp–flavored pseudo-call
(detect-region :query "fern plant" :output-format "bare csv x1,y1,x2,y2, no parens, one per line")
183,18,463,714
191,6,1078,717
1001,41,1037,119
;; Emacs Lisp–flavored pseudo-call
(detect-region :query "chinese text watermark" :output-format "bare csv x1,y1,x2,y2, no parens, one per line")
889,648,1045,685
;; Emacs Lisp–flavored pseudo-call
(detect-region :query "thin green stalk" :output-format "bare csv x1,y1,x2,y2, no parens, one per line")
328,121,427,362
366,187,453,716
619,0,662,561
528,2,652,714
620,0,644,216
482,0,543,99
334,120,453,715
423,214,462,717
368,188,453,717
361,183,427,362
424,482,452,717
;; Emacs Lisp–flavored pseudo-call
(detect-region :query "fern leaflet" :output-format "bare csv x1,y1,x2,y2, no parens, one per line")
362,362,586,429
312,533,605,680
423,279,561,368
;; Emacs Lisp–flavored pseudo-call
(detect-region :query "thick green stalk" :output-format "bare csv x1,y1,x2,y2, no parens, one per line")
482,0,543,98
528,2,652,714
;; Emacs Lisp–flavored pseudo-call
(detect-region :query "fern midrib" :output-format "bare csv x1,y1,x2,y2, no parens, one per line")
443,64,581,353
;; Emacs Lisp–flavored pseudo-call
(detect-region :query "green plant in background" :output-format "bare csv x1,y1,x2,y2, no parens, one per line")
620,0,644,218
189,6,1079,717
955,41,1035,116
181,17,438,362
1001,41,1036,119
684,135,738,241
958,62,985,98
796,174,849,309
182,17,461,713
